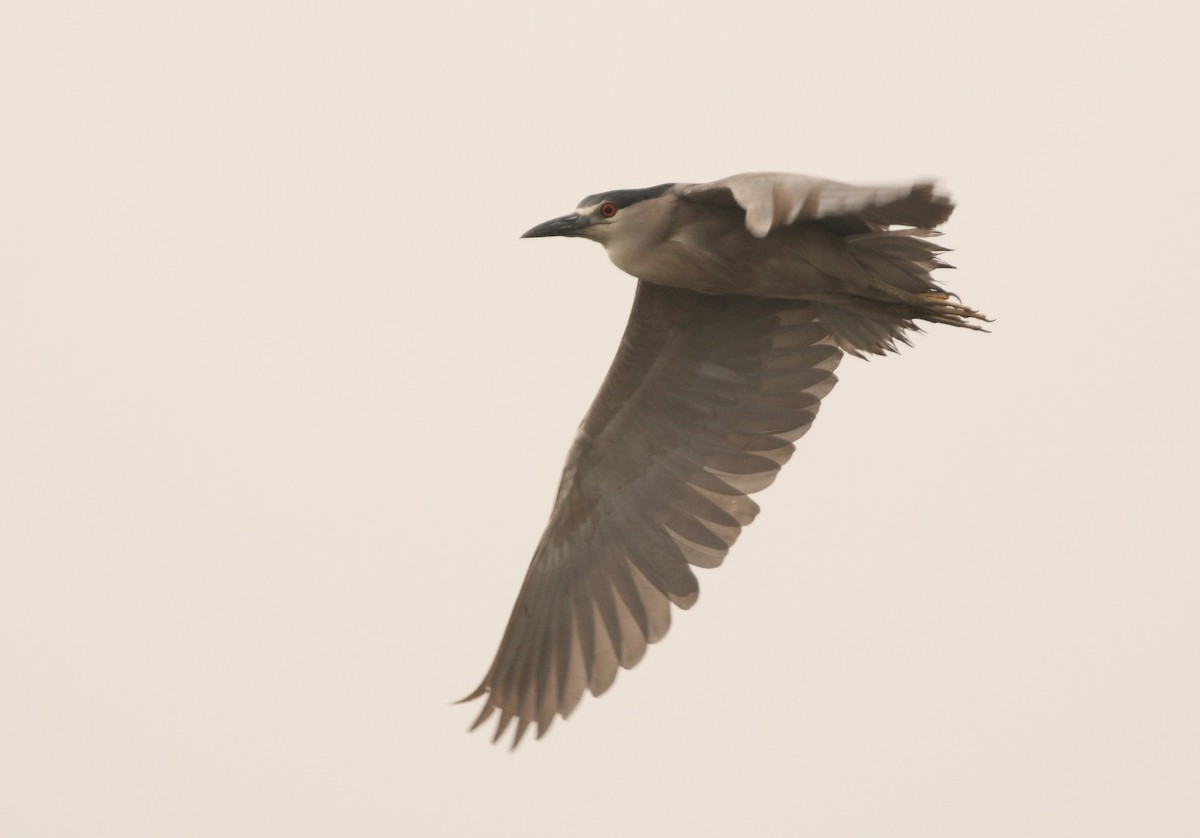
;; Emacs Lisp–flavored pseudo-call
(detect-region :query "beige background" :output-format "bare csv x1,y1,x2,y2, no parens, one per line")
3,2,1197,836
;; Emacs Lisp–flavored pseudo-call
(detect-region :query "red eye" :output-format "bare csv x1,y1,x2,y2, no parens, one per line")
599,202,617,219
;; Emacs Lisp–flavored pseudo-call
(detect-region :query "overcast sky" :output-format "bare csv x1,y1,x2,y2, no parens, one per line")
3,2,1198,836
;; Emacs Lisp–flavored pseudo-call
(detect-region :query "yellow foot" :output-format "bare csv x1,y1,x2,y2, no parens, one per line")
917,292,992,330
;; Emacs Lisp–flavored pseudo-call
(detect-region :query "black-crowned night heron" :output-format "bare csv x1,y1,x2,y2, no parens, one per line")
462,172,987,747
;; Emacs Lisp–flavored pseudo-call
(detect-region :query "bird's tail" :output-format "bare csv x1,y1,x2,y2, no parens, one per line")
817,227,989,357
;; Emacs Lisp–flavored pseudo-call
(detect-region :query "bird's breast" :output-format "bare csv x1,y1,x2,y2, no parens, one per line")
609,223,855,301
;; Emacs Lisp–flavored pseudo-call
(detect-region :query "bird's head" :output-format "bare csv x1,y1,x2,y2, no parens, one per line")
521,183,677,245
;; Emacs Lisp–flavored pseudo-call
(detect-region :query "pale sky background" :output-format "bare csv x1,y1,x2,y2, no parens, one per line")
2,2,1198,836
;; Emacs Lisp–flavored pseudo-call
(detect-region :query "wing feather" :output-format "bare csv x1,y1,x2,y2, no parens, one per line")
679,173,952,237
463,282,842,745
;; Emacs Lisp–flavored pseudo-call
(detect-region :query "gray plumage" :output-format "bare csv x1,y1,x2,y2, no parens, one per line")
462,172,987,746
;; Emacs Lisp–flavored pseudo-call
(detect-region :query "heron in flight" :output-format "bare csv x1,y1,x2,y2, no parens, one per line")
461,172,987,747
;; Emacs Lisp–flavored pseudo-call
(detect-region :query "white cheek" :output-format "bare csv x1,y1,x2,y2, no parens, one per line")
601,234,641,278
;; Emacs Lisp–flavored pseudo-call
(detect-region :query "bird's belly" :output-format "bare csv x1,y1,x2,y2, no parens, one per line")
608,229,848,300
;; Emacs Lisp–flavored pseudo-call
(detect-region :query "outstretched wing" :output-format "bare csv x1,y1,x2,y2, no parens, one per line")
463,281,842,746
680,173,952,237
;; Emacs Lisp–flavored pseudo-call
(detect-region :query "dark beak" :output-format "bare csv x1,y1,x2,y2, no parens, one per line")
521,212,590,239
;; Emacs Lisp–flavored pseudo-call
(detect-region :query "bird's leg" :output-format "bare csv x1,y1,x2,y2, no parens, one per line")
914,291,992,331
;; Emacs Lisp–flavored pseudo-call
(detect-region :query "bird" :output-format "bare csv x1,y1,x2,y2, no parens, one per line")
461,172,987,747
